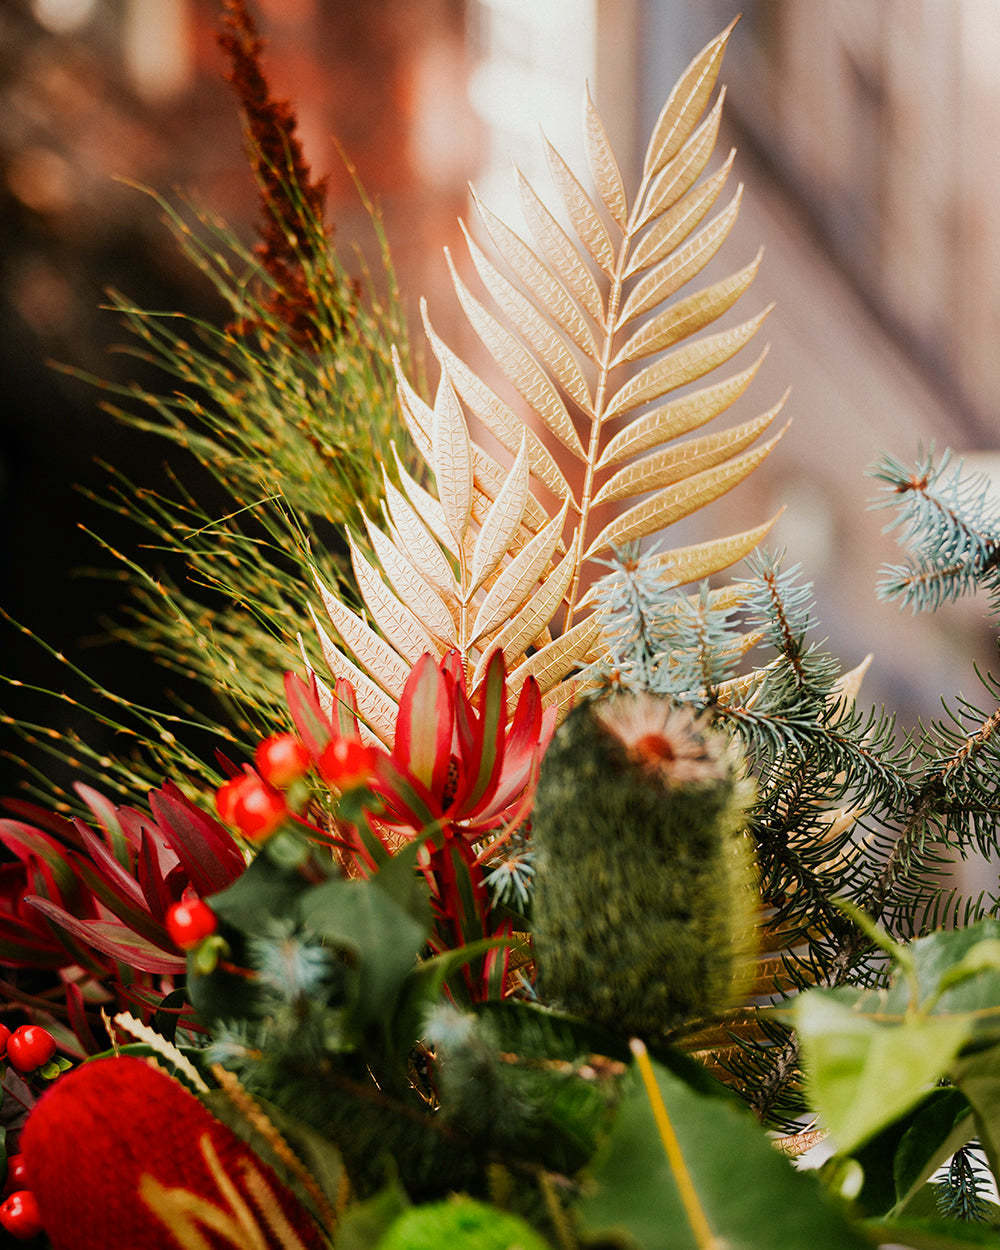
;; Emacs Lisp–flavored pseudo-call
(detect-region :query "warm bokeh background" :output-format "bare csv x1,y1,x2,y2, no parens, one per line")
2,1,998,815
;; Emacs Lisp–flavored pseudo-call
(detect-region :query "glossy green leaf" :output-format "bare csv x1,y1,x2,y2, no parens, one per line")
950,1045,1000,1187
576,1054,867,1250
794,990,973,1155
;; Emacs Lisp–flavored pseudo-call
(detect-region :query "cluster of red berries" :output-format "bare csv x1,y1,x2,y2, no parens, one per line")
0,1024,60,1242
214,730,380,842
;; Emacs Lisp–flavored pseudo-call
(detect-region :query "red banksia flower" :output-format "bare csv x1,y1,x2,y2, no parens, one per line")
20,1057,326,1249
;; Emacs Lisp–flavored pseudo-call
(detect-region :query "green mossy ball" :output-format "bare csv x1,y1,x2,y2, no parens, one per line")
531,694,757,1036
377,1196,552,1250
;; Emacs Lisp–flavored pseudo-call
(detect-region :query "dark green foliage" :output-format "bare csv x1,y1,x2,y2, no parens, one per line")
530,694,756,1036
584,450,1000,1133
935,1145,994,1224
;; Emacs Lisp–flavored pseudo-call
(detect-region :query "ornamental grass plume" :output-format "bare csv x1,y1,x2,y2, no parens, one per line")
530,693,758,1036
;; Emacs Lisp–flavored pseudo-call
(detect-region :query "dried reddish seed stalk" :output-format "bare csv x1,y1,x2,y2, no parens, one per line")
217,0,335,346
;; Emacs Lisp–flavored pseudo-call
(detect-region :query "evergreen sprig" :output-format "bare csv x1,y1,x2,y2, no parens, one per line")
870,448,1000,613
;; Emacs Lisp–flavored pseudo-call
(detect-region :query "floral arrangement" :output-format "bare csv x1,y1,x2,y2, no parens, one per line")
2,6,1000,1248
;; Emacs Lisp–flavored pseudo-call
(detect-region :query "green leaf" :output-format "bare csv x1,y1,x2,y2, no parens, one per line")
369,836,434,933
841,921,1000,1031
793,990,973,1154
892,1091,977,1215
860,1217,1000,1249
208,848,315,931
334,1178,409,1250
576,1053,867,1250
950,1044,1000,1187
299,877,429,1036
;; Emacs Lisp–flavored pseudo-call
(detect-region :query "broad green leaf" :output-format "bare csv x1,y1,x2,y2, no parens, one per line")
577,1054,867,1250
832,920,1000,1033
299,877,429,1034
860,1217,1000,1249
950,1045,1000,1186
793,990,973,1155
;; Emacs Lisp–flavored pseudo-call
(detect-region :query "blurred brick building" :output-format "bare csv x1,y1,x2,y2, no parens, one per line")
3,0,1000,789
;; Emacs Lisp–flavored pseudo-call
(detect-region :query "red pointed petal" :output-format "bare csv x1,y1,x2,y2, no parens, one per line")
147,785,245,897
451,647,507,815
394,653,452,791
284,670,335,758
25,899,183,974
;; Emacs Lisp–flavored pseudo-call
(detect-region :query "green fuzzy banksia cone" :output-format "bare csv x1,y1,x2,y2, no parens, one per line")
531,695,757,1036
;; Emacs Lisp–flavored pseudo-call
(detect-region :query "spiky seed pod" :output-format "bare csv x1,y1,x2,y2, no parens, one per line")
531,693,757,1036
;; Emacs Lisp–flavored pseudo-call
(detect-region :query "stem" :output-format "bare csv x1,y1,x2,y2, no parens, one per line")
630,1038,719,1250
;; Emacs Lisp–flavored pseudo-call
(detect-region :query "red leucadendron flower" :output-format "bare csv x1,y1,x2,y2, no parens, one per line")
285,649,556,998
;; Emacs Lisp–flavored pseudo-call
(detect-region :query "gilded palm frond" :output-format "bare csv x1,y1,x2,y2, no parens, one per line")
314,23,785,721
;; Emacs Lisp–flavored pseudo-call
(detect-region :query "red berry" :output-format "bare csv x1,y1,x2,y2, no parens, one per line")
255,733,310,789
5,1027,56,1076
0,1190,43,1240
216,772,288,840
0,1024,10,1061
318,737,379,791
166,899,218,951
3,1155,28,1196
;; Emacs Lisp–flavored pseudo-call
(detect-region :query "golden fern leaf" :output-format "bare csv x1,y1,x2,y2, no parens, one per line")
313,22,783,726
